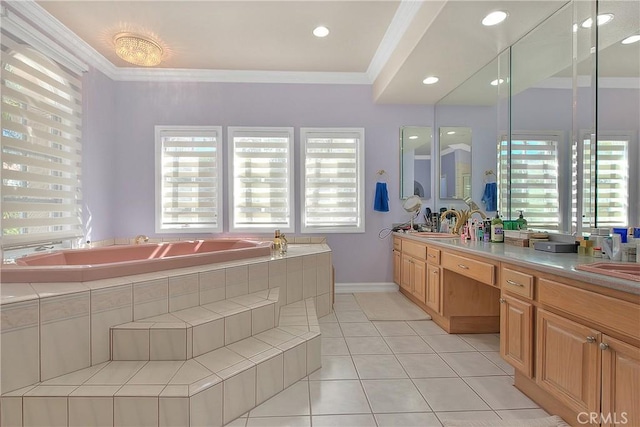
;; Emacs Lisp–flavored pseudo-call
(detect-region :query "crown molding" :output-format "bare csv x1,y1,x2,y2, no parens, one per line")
366,0,423,83
9,0,374,85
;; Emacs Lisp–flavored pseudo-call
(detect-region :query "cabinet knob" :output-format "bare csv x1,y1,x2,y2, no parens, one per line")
586,336,596,344
600,342,609,351
499,298,506,304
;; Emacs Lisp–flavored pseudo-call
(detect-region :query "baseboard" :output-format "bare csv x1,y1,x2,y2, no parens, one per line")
335,282,399,293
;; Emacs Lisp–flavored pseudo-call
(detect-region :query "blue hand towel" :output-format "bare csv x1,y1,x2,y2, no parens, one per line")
374,182,389,212
481,182,497,212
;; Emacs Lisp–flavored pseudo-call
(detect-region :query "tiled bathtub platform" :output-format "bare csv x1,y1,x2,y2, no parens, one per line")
1,300,321,426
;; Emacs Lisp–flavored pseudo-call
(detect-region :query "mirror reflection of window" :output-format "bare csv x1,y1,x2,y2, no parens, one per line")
439,127,472,200
400,126,432,199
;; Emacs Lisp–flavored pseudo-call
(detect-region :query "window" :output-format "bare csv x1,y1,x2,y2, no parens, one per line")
155,126,223,233
1,31,83,248
499,133,560,229
228,127,294,232
582,135,629,227
300,128,365,233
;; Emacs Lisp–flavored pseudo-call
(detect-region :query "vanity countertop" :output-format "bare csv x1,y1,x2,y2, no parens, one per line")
394,232,640,295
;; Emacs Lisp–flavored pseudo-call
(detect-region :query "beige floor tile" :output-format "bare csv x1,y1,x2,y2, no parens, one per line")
497,408,551,420
436,410,501,423
318,313,338,324
352,355,407,379
308,356,358,381
225,417,248,426
421,334,476,352
413,378,490,412
459,334,501,352
406,321,447,336
340,322,379,337
481,351,516,375
250,381,310,417
439,352,506,377
246,416,310,427
312,414,376,426
319,323,343,337
361,379,430,413
321,337,349,356
332,301,362,312
345,337,392,355
464,376,539,410
383,336,434,354
334,294,357,303
309,380,371,415
335,311,369,323
372,321,417,336
375,412,442,427
396,354,457,378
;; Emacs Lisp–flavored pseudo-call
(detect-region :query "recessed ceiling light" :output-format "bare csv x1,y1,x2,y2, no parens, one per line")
422,76,439,85
581,13,614,28
490,78,505,86
447,131,456,135
622,34,640,45
482,11,508,26
313,26,330,38
409,135,419,140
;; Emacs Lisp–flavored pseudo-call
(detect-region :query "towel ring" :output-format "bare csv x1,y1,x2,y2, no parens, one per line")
376,169,388,182
484,169,496,183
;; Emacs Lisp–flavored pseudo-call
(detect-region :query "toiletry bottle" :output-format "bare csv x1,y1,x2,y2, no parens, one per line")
483,220,491,242
273,230,282,254
516,210,527,230
280,233,288,254
491,212,504,243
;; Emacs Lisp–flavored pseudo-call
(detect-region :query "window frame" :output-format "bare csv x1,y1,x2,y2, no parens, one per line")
154,125,223,234
227,126,295,233
299,127,365,234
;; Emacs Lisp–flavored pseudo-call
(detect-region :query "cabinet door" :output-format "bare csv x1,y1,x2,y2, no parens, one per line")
393,250,401,286
400,254,413,292
601,335,640,427
536,309,601,415
500,294,533,378
425,265,441,314
412,260,426,304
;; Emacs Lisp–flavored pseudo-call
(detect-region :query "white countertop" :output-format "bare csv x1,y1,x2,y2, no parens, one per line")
395,232,640,296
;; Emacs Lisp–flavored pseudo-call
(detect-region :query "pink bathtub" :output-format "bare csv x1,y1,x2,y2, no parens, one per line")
2,239,272,283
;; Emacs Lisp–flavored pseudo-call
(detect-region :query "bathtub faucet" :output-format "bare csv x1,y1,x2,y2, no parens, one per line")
134,235,149,245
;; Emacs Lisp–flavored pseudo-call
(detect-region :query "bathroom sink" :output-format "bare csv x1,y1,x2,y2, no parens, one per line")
411,232,459,238
576,262,640,282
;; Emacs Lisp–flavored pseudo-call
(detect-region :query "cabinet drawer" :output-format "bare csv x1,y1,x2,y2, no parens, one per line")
501,268,534,299
402,240,427,260
427,247,441,265
441,252,495,285
393,237,402,252
538,278,640,341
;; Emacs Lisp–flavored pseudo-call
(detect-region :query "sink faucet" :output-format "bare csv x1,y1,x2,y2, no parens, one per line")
134,235,149,244
440,208,487,235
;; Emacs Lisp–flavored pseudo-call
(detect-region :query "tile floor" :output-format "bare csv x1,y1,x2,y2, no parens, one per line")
226,293,550,427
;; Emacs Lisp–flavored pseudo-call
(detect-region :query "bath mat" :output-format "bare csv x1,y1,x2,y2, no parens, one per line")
443,415,569,427
354,292,431,321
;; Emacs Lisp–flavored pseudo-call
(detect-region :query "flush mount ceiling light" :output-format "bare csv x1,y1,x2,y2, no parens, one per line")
581,13,614,28
482,11,508,26
447,131,456,135
313,26,330,38
114,32,163,67
622,35,640,45
422,76,439,85
409,135,419,139
491,78,505,86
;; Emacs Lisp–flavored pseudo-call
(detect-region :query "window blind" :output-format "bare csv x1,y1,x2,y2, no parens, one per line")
228,127,293,231
583,137,629,227
1,31,83,248
301,128,364,233
500,135,560,229
155,127,222,233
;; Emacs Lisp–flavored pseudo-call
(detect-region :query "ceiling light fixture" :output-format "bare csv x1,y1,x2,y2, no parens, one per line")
622,34,640,45
447,131,456,135
409,135,419,140
422,76,439,85
313,26,330,38
491,78,505,86
482,11,508,26
114,32,163,67
581,13,614,28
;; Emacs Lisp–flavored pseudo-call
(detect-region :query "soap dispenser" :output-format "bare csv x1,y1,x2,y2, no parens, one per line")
516,211,528,230
491,211,504,243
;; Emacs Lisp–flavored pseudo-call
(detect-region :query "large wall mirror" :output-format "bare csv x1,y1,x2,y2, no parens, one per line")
439,127,471,200
400,126,432,199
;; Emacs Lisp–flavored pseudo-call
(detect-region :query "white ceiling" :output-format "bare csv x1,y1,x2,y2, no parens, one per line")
32,0,575,104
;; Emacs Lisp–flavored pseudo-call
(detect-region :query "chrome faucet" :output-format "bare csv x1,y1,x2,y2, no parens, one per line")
134,235,149,244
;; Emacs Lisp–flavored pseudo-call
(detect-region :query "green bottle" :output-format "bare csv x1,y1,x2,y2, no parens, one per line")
516,210,528,230
490,212,504,243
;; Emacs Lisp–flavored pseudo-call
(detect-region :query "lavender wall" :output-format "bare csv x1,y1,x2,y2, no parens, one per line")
82,68,116,242
98,81,433,283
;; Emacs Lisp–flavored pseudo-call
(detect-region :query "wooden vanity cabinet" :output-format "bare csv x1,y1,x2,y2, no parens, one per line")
399,240,427,304
393,237,401,286
601,335,640,427
500,294,533,378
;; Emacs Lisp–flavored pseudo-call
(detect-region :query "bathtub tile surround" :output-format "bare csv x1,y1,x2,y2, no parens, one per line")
0,243,332,426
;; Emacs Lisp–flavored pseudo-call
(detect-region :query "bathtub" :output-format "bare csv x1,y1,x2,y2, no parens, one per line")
1,239,272,283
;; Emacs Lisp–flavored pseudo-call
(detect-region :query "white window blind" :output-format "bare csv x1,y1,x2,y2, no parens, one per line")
155,126,222,233
228,127,294,232
499,134,560,229
300,128,365,233
1,31,83,248
582,136,629,227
